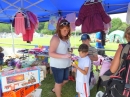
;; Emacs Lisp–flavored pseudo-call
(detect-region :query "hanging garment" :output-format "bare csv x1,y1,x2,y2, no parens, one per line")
26,11,39,30
12,12,29,29
126,2,130,24
25,12,31,30
22,21,35,43
75,2,111,33
66,13,76,31
48,16,59,30
14,12,26,35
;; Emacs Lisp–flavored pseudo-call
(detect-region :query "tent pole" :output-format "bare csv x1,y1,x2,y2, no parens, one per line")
21,0,24,9
11,24,15,54
74,31,76,47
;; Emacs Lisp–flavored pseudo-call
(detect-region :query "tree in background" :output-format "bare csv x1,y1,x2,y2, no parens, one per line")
109,18,129,34
0,23,10,33
118,22,129,31
41,22,55,35
36,22,45,33
109,18,122,34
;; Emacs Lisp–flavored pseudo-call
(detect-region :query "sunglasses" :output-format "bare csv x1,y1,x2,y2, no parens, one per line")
60,22,70,26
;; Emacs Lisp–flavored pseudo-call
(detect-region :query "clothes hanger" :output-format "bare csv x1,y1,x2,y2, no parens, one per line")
84,0,102,5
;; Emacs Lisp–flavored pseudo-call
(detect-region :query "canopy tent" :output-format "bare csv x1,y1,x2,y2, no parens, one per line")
0,0,129,23
108,30,126,43
0,0,129,53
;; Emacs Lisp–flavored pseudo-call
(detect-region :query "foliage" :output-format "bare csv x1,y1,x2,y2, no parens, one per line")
109,18,129,34
118,22,129,31
40,22,55,35
109,18,122,33
0,23,10,33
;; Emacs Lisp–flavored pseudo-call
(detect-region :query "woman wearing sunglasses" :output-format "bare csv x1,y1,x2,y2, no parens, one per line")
49,19,71,97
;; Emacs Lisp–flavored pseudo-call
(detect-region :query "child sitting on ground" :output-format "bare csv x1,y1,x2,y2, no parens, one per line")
72,44,91,97
0,47,4,70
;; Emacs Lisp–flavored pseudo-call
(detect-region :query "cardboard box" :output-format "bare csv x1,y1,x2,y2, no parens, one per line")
26,89,42,97
1,66,40,93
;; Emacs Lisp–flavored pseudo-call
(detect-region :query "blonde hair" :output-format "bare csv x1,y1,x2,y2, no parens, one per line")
0,47,3,52
124,26,130,42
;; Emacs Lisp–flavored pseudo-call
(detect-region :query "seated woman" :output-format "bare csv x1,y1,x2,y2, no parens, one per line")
99,26,130,97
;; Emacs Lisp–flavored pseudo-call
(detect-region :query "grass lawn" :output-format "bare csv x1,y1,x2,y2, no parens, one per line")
0,36,118,97
0,36,118,56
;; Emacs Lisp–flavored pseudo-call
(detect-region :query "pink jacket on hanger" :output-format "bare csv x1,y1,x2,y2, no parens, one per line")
27,11,39,30
75,2,111,33
14,12,26,35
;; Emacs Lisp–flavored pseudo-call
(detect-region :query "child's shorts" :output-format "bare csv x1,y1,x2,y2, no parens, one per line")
76,81,90,97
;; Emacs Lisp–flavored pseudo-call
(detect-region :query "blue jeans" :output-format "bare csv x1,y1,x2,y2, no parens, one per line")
51,67,69,84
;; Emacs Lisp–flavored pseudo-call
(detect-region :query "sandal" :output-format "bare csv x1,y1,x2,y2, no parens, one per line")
51,88,55,93
51,88,62,94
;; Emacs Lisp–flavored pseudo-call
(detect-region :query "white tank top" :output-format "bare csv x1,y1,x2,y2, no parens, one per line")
50,37,71,68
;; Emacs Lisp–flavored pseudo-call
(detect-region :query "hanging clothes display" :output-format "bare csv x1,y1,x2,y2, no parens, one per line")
66,13,76,31
126,2,130,24
48,16,59,30
14,12,26,35
12,11,39,43
75,1,111,34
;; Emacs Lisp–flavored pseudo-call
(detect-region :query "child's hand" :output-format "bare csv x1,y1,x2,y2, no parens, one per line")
71,62,78,68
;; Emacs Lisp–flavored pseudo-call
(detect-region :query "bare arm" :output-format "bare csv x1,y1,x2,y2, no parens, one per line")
72,63,89,75
110,45,122,73
96,39,109,43
96,39,101,43
49,35,66,58
76,67,89,75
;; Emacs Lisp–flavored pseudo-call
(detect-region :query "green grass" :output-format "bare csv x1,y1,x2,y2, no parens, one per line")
0,36,119,97
0,36,118,56
40,72,104,97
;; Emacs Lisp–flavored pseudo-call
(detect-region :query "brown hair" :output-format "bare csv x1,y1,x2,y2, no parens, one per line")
56,19,71,40
78,44,88,52
0,47,3,52
124,26,130,42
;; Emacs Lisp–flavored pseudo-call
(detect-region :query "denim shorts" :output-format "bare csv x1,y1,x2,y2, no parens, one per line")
51,67,69,84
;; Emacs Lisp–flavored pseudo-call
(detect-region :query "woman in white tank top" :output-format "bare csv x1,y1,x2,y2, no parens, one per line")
49,19,71,97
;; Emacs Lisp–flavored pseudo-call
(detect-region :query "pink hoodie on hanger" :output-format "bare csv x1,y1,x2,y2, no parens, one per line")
14,12,26,35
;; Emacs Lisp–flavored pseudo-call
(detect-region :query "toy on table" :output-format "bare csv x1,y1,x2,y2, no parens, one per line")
68,55,79,81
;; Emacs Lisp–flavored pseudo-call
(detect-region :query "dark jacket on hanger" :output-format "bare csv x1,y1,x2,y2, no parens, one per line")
75,2,111,34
